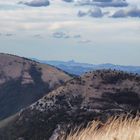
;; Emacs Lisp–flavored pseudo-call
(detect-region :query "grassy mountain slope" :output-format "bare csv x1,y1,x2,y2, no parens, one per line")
0,53,71,120
0,70,139,140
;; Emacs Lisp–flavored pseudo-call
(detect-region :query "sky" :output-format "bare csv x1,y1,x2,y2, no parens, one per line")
0,0,140,65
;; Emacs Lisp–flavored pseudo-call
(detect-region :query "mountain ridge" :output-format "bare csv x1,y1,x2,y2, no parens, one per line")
31,59,140,75
0,69,139,140
0,53,72,120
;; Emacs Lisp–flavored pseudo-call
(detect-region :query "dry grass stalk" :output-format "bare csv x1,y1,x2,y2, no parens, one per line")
63,116,140,140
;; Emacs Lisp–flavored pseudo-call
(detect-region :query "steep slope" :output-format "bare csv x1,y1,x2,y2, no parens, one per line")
0,70,140,140
0,53,71,120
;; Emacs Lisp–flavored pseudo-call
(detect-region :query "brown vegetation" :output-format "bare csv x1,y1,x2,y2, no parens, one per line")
64,116,140,140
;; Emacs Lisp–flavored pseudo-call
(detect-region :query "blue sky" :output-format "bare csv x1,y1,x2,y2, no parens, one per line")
0,0,140,65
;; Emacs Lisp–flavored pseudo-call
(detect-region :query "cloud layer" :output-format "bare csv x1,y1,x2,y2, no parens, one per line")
19,0,129,8
112,7,140,18
53,32,70,39
76,0,128,7
19,0,50,7
78,7,104,18
17,0,140,18
52,32,82,39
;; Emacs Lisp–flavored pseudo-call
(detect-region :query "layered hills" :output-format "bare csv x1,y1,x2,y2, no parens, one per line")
0,69,140,140
33,59,140,75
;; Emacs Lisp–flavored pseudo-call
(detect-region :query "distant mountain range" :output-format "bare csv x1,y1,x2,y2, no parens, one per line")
32,59,140,75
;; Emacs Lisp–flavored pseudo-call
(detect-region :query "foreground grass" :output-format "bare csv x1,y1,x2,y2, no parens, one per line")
64,116,140,140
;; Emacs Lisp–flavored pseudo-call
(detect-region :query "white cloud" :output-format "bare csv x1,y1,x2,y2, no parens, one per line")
18,0,50,7
75,0,128,7
112,6,140,18
78,7,105,18
0,0,140,47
